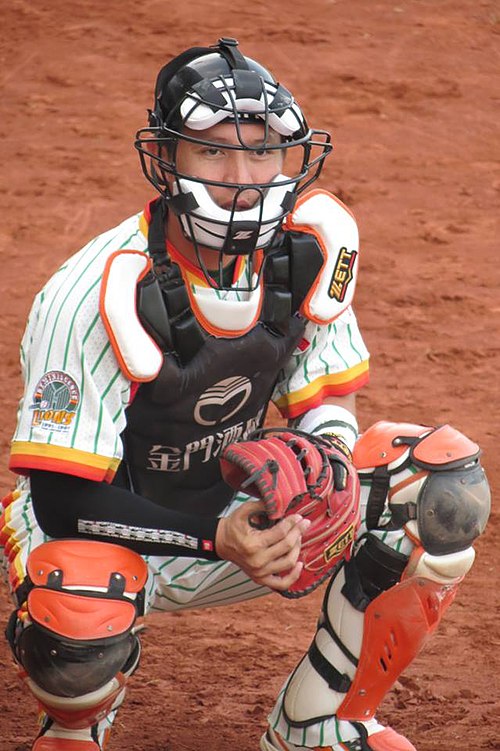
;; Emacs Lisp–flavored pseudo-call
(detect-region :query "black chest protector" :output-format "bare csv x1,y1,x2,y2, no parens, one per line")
117,200,323,517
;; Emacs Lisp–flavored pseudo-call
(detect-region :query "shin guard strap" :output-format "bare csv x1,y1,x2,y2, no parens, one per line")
307,640,352,694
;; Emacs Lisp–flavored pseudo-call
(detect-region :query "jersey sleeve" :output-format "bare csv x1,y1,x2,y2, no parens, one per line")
271,306,370,419
9,222,144,482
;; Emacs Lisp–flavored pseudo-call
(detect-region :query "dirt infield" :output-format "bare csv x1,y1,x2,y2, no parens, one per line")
0,1,499,749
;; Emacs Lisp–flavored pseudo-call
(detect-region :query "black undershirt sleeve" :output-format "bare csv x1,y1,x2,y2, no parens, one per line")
30,470,221,560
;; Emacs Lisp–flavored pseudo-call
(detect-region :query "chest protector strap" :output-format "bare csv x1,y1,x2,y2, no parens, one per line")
138,199,209,364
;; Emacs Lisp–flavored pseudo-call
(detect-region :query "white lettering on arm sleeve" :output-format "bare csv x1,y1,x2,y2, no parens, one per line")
271,306,370,421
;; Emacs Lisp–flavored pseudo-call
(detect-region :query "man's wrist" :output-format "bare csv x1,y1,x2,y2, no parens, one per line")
320,432,353,462
292,403,358,453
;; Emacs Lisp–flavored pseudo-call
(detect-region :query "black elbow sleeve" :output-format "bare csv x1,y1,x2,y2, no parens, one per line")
29,470,220,559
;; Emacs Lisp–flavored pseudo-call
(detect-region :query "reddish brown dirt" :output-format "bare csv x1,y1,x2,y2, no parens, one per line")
0,1,499,750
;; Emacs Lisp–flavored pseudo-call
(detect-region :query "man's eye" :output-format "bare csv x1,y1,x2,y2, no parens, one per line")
204,147,223,157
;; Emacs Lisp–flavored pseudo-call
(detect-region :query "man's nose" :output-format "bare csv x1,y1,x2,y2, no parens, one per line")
225,153,255,185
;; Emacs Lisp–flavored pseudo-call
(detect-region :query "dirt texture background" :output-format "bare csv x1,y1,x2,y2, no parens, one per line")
0,1,499,750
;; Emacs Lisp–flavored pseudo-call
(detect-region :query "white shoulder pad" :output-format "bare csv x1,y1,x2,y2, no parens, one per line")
285,189,359,324
100,250,163,382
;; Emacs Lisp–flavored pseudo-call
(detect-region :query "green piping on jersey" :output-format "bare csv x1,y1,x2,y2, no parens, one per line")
90,341,112,376
69,311,101,447
42,228,140,371
331,322,350,370
62,281,102,369
181,583,262,608
301,351,311,385
334,717,343,742
318,327,331,374
347,321,363,361
36,279,101,445
92,368,122,455
167,562,233,593
40,236,101,354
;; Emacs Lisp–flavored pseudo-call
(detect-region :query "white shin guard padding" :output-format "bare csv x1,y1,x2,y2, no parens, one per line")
283,565,364,724
405,546,475,583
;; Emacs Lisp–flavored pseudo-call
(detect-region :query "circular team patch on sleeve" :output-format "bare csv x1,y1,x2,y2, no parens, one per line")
30,370,80,433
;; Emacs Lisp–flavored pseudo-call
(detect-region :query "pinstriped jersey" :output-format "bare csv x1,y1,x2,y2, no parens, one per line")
272,308,369,418
9,206,370,483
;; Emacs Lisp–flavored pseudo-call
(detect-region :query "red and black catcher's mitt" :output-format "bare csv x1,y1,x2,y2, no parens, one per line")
220,428,360,598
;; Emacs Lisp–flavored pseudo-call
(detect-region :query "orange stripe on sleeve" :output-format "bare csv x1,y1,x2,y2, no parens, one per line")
9,442,120,483
274,363,369,419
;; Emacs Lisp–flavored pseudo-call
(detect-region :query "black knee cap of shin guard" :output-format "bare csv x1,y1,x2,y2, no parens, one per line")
342,534,408,611
17,624,139,698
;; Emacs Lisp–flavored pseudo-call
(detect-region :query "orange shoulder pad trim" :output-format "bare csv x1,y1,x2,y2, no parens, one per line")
354,421,429,470
411,424,480,468
27,539,148,593
27,588,136,640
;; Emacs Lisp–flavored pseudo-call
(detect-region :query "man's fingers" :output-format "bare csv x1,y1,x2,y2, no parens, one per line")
251,517,309,569
216,501,311,587
258,561,304,592
251,537,302,578
254,513,310,545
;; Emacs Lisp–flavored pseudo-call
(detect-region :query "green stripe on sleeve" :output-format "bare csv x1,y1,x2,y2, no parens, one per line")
331,323,349,369
92,368,122,454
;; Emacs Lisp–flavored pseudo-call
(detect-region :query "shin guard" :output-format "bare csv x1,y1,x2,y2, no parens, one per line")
336,545,474,720
281,536,474,728
9,539,147,731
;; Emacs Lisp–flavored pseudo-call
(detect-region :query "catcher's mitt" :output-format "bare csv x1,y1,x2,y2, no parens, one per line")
220,428,360,598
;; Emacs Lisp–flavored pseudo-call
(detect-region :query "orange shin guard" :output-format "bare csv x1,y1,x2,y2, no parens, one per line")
336,572,458,721
13,540,147,734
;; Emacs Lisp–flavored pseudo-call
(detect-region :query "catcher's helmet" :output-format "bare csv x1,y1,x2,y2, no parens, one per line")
135,37,332,290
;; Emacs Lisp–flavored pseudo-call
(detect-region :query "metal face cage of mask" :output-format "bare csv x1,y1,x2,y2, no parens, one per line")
135,37,333,291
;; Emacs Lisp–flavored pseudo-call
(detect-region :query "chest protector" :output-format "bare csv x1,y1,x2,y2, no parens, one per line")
115,199,325,517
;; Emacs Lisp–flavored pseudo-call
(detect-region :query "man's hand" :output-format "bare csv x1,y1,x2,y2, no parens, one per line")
219,428,360,598
215,500,311,592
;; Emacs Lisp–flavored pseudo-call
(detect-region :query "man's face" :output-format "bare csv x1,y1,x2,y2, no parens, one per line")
174,121,284,210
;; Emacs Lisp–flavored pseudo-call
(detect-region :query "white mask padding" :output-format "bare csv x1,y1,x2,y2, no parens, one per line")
180,78,304,136
175,173,294,250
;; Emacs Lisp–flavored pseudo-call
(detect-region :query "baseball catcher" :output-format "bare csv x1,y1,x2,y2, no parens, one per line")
0,35,490,751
